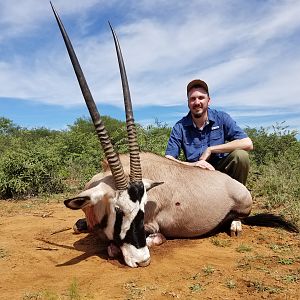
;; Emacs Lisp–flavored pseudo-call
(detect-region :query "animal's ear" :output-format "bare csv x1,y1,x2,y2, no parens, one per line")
64,196,91,210
143,179,164,192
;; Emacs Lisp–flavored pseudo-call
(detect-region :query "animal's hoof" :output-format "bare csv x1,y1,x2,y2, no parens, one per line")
107,243,121,258
73,218,88,234
230,230,242,237
146,233,166,247
230,220,242,237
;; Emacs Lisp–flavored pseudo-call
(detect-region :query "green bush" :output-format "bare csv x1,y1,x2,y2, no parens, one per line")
245,122,298,164
138,120,171,156
0,147,65,198
0,117,20,135
247,125,300,227
56,130,103,188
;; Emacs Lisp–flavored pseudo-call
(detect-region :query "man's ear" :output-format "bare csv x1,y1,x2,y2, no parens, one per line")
143,179,164,191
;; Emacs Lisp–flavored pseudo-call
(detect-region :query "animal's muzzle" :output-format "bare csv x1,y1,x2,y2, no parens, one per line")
137,257,151,267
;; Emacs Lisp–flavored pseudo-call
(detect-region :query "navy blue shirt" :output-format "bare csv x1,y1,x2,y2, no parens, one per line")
165,108,248,163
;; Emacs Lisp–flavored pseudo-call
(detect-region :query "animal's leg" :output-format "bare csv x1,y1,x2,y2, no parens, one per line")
144,221,160,234
107,242,122,258
230,220,242,237
145,221,166,247
146,233,166,247
73,218,88,234
229,186,252,237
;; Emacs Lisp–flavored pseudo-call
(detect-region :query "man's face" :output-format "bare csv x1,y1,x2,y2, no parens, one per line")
188,87,210,119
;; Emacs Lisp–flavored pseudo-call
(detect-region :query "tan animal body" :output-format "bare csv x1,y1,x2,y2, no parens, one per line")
77,152,252,239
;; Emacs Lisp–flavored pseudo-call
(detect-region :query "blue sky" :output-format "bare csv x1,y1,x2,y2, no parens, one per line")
0,0,299,137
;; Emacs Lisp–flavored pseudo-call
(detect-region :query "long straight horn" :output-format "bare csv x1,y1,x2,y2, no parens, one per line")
50,2,128,190
109,23,142,183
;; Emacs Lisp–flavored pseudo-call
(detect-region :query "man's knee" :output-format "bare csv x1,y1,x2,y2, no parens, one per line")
213,150,251,185
231,150,250,166
229,150,250,185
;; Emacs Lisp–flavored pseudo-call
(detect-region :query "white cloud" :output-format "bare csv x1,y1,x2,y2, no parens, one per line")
0,0,106,42
249,0,300,44
0,0,300,122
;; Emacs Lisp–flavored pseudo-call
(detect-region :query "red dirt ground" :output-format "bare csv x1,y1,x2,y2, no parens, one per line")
0,198,299,300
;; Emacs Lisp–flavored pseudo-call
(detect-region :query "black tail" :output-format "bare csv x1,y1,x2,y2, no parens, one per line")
242,213,299,233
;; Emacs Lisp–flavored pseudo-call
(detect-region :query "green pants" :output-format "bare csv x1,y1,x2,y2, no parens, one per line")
211,150,250,185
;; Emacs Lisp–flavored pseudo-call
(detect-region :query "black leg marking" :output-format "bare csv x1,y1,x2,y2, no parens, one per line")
73,218,88,233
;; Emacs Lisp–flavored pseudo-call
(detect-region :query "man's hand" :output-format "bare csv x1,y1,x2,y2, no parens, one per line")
194,160,215,171
196,147,214,170
199,147,212,161
165,154,215,170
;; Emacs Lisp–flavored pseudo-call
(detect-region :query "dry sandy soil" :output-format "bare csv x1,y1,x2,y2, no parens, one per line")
0,198,299,300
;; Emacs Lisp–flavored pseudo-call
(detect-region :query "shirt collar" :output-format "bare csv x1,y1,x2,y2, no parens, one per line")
192,119,209,129
207,108,216,124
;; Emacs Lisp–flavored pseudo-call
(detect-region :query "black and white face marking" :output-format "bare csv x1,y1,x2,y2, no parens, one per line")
65,179,163,266
104,181,150,267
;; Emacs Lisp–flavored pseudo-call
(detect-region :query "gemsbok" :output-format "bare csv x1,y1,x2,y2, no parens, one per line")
51,3,299,268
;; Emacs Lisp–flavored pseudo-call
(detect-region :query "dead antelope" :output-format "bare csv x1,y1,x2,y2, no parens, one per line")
51,3,299,268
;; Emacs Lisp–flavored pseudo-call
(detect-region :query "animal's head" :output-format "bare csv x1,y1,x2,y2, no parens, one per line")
51,3,162,267
64,178,162,267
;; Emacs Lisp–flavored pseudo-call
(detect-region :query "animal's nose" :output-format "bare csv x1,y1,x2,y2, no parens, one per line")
137,257,151,267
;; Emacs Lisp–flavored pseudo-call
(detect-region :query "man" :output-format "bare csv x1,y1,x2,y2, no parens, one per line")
165,79,253,185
